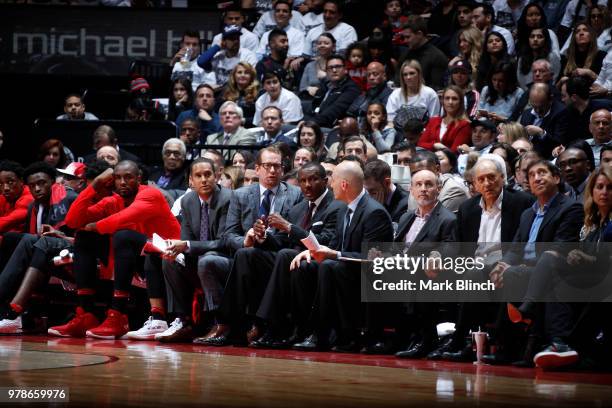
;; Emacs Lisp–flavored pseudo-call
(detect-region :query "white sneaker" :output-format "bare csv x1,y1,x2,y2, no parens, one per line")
0,316,22,334
125,316,168,340
154,318,185,341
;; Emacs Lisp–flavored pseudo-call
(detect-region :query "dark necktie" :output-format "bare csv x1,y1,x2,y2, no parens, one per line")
301,201,317,229
199,201,209,241
259,189,273,218
341,208,353,251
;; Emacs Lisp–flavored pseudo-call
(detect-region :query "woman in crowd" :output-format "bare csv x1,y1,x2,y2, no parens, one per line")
589,5,612,52
297,121,326,160
417,85,471,154
434,147,459,175
517,27,560,88
478,61,524,122
497,121,529,144
516,3,560,56
449,26,483,84
386,60,440,124
222,62,260,126
560,22,608,82
167,78,194,122
219,165,244,190
38,139,72,170
232,150,256,171
476,31,510,91
448,60,480,118
292,147,316,170
299,33,336,97
490,142,520,190
362,103,399,153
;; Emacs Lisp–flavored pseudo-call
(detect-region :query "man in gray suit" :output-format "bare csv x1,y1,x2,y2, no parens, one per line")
206,101,256,161
195,145,303,345
156,158,233,343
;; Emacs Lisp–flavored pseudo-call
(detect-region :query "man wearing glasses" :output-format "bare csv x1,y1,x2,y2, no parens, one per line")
306,54,361,128
149,138,188,197
195,145,302,346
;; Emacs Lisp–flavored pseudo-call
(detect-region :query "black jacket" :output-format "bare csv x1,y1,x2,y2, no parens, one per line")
519,100,569,159
308,76,361,128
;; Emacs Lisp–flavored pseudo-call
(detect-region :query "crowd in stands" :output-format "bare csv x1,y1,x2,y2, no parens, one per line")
1,0,612,372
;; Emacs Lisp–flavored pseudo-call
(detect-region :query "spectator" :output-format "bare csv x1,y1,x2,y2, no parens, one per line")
490,141,520,189
380,0,409,47
345,42,369,92
292,147,316,169
221,62,260,126
509,58,561,121
170,30,209,91
257,1,305,59
299,0,325,35
418,85,471,154
167,78,194,122
96,146,120,167
601,144,612,171
498,121,528,144
232,150,256,171
299,33,336,97
519,82,568,158
255,29,291,86
397,16,449,90
476,31,511,91
585,109,612,167
254,106,296,147
448,59,480,118
559,142,595,201
363,159,409,222
82,125,140,164
591,51,612,97
252,0,305,38
448,0,478,56
515,3,560,56
471,3,516,55
38,139,71,170
56,94,98,121
492,0,527,32
297,121,326,159
560,22,607,81
302,1,357,56
387,60,440,123
478,61,524,122
212,6,260,52
198,25,258,89
178,118,202,161
149,138,188,194
363,102,399,153
346,62,393,127
176,84,222,142
516,27,561,89
427,0,462,54
207,101,257,161
243,162,259,186
254,71,303,126
449,27,484,85
307,54,361,128
220,165,244,190
457,119,498,174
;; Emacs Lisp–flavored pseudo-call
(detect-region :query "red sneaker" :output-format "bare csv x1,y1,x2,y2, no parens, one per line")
86,309,129,340
48,307,99,338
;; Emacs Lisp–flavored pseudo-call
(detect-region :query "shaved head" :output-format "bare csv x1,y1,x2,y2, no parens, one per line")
331,160,364,202
115,160,139,175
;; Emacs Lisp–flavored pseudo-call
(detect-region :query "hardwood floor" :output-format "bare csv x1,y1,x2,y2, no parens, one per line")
0,336,611,407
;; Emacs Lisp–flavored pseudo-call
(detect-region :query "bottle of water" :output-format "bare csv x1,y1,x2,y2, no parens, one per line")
181,48,192,67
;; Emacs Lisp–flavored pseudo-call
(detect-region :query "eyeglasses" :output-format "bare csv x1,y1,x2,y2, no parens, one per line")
464,180,474,188
326,64,344,71
260,162,282,171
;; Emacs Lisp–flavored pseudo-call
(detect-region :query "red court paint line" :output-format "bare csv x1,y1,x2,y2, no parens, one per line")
6,335,612,386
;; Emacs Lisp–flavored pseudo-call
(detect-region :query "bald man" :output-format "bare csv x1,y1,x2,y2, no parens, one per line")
346,61,393,125
519,82,569,159
587,109,612,168
291,160,394,352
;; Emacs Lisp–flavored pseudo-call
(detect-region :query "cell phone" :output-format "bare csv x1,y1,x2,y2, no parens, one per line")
477,110,488,117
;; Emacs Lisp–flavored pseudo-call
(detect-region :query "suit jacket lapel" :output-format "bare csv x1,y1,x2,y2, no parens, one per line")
189,193,202,241
273,183,287,214
345,194,367,240
414,202,442,242
395,212,416,241
250,184,260,223
208,186,220,236
536,195,563,240
312,190,334,223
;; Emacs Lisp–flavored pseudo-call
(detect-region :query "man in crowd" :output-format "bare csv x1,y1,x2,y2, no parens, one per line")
176,84,222,142
471,3,515,54
302,0,357,57
206,101,256,161
170,30,209,91
212,5,260,51
363,159,408,222
257,1,305,60
56,94,98,121
149,138,189,196
82,125,140,164
347,62,393,127
586,109,612,168
255,106,296,147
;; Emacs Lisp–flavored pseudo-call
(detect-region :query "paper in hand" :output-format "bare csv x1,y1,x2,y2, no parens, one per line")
300,231,321,251
152,233,168,252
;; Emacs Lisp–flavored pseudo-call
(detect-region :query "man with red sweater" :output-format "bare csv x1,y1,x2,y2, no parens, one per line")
0,161,33,234
48,161,180,340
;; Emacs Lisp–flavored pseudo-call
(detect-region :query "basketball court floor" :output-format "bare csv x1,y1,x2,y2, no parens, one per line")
1,336,611,407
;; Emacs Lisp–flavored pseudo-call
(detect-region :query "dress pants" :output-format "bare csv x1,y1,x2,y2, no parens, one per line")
218,247,276,328
0,234,38,302
162,251,231,316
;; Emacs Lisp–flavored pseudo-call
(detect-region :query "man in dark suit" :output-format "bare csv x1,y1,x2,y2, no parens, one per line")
489,160,583,367
148,138,189,198
195,145,302,345
391,169,456,358
156,158,232,342
249,162,345,348
364,159,408,223
81,125,141,164
306,54,361,128
519,83,569,159
433,156,534,361
292,160,394,352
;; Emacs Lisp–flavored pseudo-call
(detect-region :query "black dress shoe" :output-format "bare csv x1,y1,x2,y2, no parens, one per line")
362,341,394,355
442,345,475,362
293,334,328,351
249,332,277,349
427,338,461,360
396,341,435,359
332,340,361,353
193,333,230,346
